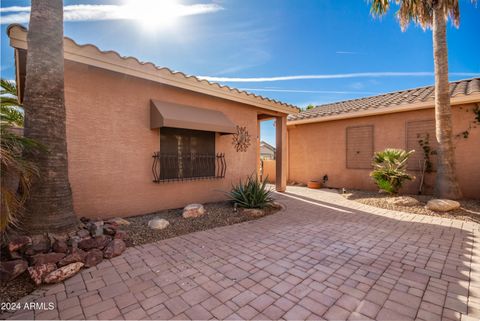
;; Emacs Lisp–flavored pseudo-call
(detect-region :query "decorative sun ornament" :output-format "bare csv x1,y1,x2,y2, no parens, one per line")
232,126,251,152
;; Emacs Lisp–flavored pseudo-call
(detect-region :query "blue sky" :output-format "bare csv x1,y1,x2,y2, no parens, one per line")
1,0,479,146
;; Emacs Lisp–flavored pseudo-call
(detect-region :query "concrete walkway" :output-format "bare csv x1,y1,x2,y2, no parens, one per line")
3,186,480,320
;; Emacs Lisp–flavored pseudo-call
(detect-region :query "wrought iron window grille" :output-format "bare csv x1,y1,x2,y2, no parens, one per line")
152,152,226,183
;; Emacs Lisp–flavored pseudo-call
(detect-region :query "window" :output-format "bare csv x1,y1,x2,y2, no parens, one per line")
406,120,437,171
157,127,216,180
346,125,374,169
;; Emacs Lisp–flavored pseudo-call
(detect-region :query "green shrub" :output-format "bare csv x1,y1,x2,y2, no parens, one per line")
370,148,415,194
228,174,273,209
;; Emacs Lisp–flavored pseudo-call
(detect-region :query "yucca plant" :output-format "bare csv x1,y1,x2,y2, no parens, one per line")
370,149,415,194
229,174,273,209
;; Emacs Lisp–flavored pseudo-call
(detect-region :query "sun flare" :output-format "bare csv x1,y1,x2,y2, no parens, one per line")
123,0,181,28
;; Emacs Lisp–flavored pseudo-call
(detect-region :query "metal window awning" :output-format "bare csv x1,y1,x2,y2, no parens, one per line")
150,99,237,134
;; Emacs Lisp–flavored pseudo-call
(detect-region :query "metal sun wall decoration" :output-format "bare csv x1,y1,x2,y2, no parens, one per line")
232,126,251,152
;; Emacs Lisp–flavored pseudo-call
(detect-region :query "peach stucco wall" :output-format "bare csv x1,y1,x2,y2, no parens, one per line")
64,61,268,218
288,105,480,199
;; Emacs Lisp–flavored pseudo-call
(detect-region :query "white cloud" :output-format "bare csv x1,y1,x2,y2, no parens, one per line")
240,88,378,95
0,2,223,24
199,72,479,83
336,51,360,55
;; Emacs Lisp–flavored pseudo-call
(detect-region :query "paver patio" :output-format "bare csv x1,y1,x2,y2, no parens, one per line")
3,186,480,320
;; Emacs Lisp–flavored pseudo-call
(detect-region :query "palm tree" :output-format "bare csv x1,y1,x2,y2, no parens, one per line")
21,0,78,233
368,0,472,200
1,79,42,235
1,79,24,127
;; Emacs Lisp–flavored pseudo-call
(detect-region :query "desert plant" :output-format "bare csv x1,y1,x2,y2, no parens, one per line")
1,118,42,233
228,174,273,209
368,1,477,199
370,149,415,194
1,78,24,127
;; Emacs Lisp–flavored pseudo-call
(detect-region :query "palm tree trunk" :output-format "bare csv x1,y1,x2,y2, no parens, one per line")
432,5,462,200
22,0,78,233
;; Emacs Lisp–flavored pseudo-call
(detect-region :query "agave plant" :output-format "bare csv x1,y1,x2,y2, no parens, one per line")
229,174,273,209
370,148,415,194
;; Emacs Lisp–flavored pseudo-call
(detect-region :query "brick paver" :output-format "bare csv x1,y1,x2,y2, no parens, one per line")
2,186,479,320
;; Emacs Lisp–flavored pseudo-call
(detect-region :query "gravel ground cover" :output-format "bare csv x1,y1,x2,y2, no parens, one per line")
345,189,480,223
124,201,280,246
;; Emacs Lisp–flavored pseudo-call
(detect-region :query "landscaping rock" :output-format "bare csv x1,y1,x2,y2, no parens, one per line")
108,217,131,226
68,236,81,250
386,196,420,207
94,235,112,250
77,229,90,238
88,221,104,237
44,262,84,284
31,234,51,254
243,209,265,218
271,201,284,210
103,239,126,259
78,237,98,251
52,239,69,253
426,199,461,212
148,218,170,230
0,260,28,283
27,263,56,286
29,252,66,266
103,225,116,236
84,249,103,268
58,249,87,267
182,204,206,218
114,230,127,240
8,236,32,253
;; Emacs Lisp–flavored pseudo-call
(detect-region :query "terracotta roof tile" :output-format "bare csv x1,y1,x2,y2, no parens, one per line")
288,78,480,122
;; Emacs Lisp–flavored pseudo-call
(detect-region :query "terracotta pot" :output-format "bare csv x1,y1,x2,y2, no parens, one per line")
307,180,322,189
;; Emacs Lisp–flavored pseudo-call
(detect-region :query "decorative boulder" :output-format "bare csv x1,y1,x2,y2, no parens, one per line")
386,196,420,207
243,209,265,218
103,239,126,259
148,218,170,230
31,234,51,254
94,235,112,250
52,239,69,254
0,260,28,283
107,217,131,226
88,221,104,237
271,201,284,210
58,249,87,267
28,263,56,286
426,199,461,212
182,204,206,218
78,237,98,251
8,236,32,253
114,230,127,240
103,225,117,236
29,252,66,266
44,262,84,284
84,249,103,268
77,229,90,238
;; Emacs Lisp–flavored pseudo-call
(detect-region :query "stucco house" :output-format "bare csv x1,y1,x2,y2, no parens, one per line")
7,24,299,218
288,78,480,198
260,141,276,160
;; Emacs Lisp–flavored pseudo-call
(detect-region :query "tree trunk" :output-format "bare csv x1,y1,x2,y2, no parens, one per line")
432,6,462,200
22,0,78,233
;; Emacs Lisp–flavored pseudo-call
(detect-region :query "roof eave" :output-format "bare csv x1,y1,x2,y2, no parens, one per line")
7,24,299,115
287,93,480,126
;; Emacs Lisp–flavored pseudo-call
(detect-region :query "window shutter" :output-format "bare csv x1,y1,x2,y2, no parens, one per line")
346,125,374,169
